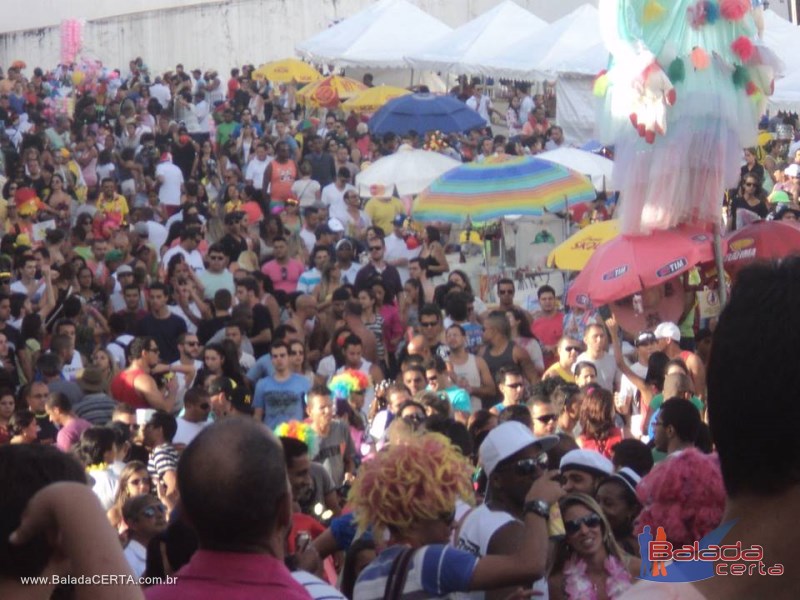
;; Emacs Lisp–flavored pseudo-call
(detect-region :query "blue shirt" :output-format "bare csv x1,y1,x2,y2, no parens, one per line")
253,374,311,429
355,544,477,599
247,354,275,383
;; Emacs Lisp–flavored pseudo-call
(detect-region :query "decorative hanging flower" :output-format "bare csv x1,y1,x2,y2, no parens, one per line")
731,36,755,62
720,0,750,21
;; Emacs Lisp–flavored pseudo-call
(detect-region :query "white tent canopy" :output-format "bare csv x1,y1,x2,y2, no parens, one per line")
404,0,547,76
295,0,452,69
479,4,602,81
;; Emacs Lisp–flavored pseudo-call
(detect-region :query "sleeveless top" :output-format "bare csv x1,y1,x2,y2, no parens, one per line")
269,159,298,203
483,341,516,375
451,354,482,412
110,368,150,409
420,254,443,280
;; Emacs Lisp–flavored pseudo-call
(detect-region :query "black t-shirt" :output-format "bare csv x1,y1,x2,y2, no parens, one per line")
135,313,187,363
219,233,248,263
197,315,230,346
35,412,58,445
250,303,273,358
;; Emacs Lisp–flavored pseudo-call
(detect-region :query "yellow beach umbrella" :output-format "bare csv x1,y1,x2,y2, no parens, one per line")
340,85,411,113
254,58,321,84
296,75,367,108
547,219,620,271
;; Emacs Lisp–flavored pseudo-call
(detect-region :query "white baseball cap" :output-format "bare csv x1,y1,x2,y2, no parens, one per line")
559,449,614,477
607,467,642,497
654,321,680,342
479,421,558,477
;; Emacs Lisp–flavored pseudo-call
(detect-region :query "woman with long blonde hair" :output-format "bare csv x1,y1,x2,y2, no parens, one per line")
107,460,151,533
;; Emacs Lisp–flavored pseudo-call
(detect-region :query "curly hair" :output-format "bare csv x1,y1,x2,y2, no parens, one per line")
348,432,474,540
635,448,725,546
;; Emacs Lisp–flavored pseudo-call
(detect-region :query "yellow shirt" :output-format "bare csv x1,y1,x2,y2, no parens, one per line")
543,363,575,383
364,197,405,234
97,194,129,221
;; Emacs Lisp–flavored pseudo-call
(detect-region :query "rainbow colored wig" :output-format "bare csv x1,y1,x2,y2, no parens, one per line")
348,432,474,541
328,369,370,401
635,448,725,546
274,420,319,458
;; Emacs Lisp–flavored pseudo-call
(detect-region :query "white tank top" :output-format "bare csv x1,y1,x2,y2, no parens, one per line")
455,504,549,600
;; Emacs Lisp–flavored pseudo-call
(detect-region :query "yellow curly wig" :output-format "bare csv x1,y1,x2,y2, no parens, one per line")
348,432,474,540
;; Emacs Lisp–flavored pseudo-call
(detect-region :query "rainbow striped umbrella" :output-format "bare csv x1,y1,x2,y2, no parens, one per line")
412,155,596,224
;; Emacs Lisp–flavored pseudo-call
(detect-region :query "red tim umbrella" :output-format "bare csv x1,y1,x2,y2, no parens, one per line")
567,225,716,307
724,220,800,275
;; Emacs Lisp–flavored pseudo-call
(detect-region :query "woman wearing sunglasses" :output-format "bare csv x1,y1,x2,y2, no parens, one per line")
549,493,639,600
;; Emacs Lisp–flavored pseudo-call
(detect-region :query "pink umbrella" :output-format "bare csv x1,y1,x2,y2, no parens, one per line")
724,220,800,276
567,225,717,307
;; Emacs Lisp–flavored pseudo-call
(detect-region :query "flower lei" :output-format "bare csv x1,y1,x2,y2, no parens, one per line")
86,462,109,473
563,554,632,600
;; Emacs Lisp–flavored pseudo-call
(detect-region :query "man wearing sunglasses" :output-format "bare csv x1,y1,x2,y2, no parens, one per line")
121,494,168,578
456,421,560,600
544,339,580,383
173,387,211,451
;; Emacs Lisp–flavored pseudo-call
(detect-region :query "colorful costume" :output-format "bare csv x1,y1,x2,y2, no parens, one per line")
597,0,780,234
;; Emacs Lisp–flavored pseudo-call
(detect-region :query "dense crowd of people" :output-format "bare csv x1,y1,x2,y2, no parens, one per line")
0,58,797,600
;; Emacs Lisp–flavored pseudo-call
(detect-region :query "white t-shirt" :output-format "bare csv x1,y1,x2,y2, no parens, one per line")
321,182,356,223
169,303,201,335
107,335,134,369
173,416,208,447
156,162,184,206
575,351,619,391
466,95,493,122
245,156,272,190
123,539,147,578
161,246,205,274
291,178,321,207
299,228,316,254
384,232,418,284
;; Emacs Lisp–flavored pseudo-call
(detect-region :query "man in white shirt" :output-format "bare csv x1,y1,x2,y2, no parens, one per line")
465,85,499,125
575,323,618,392
544,125,567,151
384,215,418,284
244,142,271,191
517,84,535,124
161,226,205,274
155,153,184,214
299,207,320,255
321,167,356,224
173,387,211,449
149,76,172,110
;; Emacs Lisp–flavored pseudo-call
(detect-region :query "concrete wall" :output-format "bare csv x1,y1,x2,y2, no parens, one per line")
0,0,597,75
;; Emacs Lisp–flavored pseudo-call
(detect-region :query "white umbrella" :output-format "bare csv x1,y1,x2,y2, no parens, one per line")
538,147,614,192
356,147,460,197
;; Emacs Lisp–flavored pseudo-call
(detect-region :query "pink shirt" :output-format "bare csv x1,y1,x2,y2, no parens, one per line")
261,259,305,294
56,417,92,452
145,549,311,600
531,311,564,347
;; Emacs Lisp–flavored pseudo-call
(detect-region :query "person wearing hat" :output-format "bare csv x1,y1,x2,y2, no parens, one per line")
559,448,614,496
616,330,657,431
595,467,643,556
207,375,254,419
74,366,117,425
653,321,706,399
456,421,561,600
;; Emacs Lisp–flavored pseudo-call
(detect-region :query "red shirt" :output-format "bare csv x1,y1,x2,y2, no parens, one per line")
531,312,564,347
145,549,310,600
110,368,150,409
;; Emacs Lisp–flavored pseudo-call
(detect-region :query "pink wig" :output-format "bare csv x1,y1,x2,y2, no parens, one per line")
634,449,725,546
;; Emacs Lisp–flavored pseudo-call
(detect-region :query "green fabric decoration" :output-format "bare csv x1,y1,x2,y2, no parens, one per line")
732,65,749,88
667,57,686,84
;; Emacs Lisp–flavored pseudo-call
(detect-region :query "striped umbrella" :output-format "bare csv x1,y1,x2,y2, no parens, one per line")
412,155,596,224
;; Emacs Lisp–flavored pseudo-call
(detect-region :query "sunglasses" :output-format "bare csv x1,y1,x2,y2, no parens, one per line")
402,413,425,424
744,182,757,187
497,454,549,476
420,321,438,328
564,346,582,353
565,513,603,536
535,414,557,424
140,504,168,518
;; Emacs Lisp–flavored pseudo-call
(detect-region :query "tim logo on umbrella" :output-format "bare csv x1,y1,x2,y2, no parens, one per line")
602,265,628,281
638,522,784,582
656,258,688,279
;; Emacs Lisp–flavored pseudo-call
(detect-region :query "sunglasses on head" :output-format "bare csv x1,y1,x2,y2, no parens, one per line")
497,454,548,476
564,512,602,536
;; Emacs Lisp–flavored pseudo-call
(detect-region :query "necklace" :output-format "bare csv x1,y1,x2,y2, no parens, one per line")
563,554,632,600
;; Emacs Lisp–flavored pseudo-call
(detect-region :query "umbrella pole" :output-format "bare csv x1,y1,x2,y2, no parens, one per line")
713,223,728,307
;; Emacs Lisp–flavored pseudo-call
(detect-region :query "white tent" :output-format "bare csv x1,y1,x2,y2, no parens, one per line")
479,4,602,81
295,0,452,70
404,0,547,76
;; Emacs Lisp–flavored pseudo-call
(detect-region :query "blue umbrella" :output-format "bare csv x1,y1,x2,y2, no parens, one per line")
369,93,487,135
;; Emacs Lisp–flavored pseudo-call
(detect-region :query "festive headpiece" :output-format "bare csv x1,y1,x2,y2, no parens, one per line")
14,188,45,217
274,420,319,458
328,369,370,401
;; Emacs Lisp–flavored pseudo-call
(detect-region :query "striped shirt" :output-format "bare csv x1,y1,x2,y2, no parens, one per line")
355,544,477,599
291,570,346,599
148,444,179,482
73,393,116,425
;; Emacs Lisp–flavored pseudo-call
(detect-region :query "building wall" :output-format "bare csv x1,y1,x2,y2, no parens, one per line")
0,0,597,74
